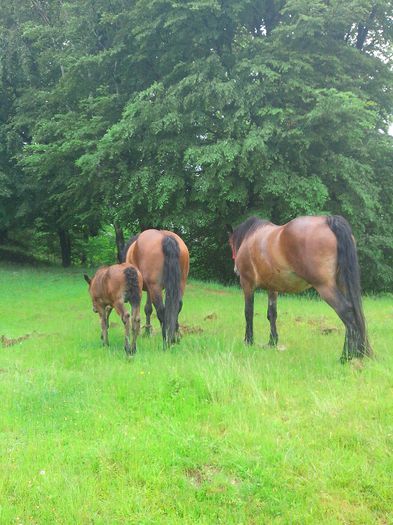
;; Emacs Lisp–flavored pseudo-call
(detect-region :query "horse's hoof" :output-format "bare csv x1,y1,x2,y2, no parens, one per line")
143,325,152,337
350,358,364,371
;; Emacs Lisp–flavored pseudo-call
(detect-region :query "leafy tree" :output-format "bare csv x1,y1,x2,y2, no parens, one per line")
1,0,392,288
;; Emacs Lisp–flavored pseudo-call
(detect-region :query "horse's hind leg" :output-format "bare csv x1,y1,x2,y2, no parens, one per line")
150,286,166,349
316,284,361,362
144,293,153,336
267,291,278,346
241,278,254,345
130,304,141,355
175,299,183,342
114,301,132,355
98,307,109,346
106,306,112,328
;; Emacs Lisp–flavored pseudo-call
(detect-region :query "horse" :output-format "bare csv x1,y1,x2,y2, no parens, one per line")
122,229,189,347
227,215,372,362
84,263,143,355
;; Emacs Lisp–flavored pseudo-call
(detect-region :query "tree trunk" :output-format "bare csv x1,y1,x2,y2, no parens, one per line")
356,6,377,50
58,229,71,267
0,229,8,244
114,222,125,262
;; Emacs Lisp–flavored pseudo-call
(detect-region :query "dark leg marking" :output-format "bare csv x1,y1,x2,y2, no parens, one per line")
144,293,153,336
244,290,254,345
152,293,166,349
267,291,278,346
316,285,364,362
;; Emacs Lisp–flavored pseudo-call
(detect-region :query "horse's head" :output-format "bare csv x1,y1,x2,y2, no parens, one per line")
226,224,238,275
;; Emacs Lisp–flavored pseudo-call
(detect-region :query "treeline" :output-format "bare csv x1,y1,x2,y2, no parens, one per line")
1,0,392,289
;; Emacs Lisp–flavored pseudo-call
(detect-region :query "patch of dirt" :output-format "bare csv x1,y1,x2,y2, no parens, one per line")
185,465,221,488
294,316,338,335
1,334,31,347
110,322,120,328
320,326,339,335
204,313,217,321
307,316,328,326
179,324,203,335
185,465,241,491
0,368,7,373
1,331,43,348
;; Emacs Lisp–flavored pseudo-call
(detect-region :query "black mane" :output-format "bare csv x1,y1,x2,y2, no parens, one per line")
120,234,140,262
231,216,270,251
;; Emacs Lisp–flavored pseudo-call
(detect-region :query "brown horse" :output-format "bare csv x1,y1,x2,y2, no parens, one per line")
84,263,143,355
228,215,372,362
122,229,189,346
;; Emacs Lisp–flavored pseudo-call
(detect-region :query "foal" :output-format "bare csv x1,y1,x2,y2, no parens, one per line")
84,263,143,355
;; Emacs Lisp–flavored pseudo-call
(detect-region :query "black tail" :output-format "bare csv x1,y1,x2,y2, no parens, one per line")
326,215,370,357
124,267,141,308
162,236,181,344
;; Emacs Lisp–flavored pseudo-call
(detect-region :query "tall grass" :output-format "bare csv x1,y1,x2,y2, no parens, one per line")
0,264,392,524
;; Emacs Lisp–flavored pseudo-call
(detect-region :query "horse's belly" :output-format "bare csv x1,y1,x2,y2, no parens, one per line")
258,269,311,293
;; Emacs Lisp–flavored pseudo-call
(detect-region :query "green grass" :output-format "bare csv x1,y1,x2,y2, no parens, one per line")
0,264,392,524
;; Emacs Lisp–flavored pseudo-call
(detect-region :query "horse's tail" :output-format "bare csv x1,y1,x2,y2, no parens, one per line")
326,215,371,357
162,236,181,344
123,267,141,309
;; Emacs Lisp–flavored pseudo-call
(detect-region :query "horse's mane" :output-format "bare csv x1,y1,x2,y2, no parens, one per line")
120,234,140,262
231,216,270,251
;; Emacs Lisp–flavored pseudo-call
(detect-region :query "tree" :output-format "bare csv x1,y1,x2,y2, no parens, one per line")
1,0,392,288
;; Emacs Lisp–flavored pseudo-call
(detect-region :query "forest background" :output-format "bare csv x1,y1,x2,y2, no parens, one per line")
1,0,392,290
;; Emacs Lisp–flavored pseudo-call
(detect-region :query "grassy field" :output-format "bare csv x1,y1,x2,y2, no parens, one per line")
0,264,392,524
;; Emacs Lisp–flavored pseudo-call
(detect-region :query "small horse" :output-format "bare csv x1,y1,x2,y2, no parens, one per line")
84,263,143,355
122,229,189,346
228,215,372,362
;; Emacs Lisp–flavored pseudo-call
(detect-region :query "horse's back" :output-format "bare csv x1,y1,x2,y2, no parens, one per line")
281,216,337,286
91,263,141,303
126,229,189,287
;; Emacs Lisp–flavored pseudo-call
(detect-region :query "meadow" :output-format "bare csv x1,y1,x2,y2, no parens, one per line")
0,264,392,524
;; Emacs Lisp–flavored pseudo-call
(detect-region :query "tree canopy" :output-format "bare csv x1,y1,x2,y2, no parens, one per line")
1,0,392,290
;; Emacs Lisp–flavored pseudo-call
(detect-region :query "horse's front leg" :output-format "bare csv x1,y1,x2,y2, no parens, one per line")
267,290,278,346
241,279,254,345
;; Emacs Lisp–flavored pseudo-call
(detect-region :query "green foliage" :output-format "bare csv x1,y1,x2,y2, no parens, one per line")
0,0,392,288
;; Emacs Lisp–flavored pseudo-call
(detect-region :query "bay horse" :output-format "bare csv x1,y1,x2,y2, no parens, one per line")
228,215,372,362
84,263,143,355
122,229,189,347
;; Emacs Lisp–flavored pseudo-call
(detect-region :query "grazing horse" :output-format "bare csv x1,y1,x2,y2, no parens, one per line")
84,263,143,355
122,229,189,346
228,215,372,362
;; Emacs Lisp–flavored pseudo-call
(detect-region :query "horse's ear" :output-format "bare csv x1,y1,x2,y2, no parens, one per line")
83,274,91,285
226,223,233,236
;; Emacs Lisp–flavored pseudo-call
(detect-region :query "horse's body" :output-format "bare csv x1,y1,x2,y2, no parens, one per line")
84,263,143,355
228,215,371,361
123,229,189,346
